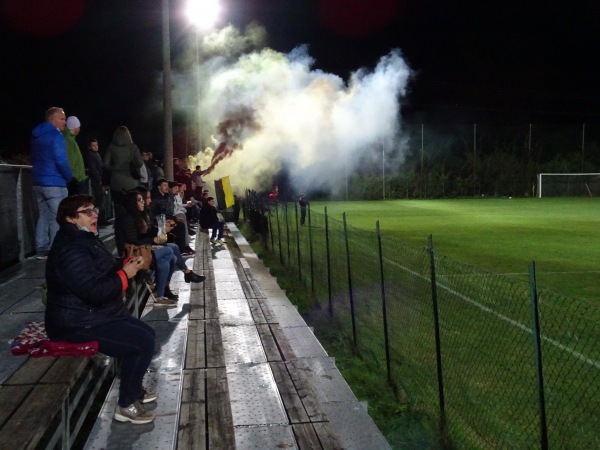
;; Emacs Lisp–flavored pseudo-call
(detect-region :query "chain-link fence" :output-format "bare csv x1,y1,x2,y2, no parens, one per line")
244,190,600,449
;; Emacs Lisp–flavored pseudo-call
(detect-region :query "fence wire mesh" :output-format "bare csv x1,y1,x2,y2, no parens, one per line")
245,195,600,449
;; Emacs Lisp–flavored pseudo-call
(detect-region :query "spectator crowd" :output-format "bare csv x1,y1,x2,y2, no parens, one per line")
30,106,227,426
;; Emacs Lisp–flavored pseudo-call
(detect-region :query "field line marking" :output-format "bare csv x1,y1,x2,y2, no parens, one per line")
345,237,600,370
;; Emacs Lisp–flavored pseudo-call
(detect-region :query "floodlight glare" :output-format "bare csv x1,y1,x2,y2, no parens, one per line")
185,0,221,30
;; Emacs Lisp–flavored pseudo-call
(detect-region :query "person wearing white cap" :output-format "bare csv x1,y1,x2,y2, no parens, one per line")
63,116,88,195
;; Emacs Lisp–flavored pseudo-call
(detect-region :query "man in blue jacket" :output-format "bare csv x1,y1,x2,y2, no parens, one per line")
31,107,73,259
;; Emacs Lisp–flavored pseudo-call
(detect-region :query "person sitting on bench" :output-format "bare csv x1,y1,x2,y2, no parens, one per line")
115,190,205,307
44,194,157,425
200,196,225,244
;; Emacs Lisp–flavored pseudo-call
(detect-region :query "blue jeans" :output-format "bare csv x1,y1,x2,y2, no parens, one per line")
34,185,68,252
166,243,187,271
152,243,188,297
57,317,156,407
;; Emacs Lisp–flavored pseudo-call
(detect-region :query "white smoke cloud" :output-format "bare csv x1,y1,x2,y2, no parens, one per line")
171,24,412,195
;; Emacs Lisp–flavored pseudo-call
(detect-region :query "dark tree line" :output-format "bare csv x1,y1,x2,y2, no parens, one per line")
346,123,600,199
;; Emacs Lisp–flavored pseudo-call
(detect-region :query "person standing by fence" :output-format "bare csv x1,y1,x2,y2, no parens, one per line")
84,138,108,224
31,107,73,259
63,116,87,195
103,126,144,206
299,193,309,226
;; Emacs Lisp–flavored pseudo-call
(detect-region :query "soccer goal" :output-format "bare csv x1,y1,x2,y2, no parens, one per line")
537,173,600,198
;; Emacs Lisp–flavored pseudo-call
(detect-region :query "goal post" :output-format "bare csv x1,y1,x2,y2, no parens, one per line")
537,173,600,198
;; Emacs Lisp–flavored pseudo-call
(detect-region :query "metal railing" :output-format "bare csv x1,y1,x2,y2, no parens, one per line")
0,164,114,270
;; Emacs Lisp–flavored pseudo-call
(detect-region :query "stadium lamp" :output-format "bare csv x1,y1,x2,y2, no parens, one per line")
185,0,222,157
185,0,221,31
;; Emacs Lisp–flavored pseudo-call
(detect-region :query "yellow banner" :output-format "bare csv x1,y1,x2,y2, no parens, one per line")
221,175,234,208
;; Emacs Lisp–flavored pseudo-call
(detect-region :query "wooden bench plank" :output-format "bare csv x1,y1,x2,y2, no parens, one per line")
205,319,225,368
239,280,255,299
40,356,90,386
313,422,345,450
3,357,56,385
292,423,324,449
206,367,235,449
185,320,206,369
256,324,282,362
0,384,69,450
247,297,267,324
0,385,32,428
269,362,309,424
287,360,328,422
257,298,278,323
270,324,296,361
178,369,207,450
204,289,219,319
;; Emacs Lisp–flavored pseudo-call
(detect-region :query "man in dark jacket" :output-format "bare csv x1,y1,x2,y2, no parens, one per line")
84,138,106,222
31,107,73,259
299,193,309,226
151,179,193,255
200,197,225,244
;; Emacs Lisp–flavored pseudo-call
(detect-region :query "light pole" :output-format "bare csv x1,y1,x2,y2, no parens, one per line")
162,0,174,180
184,0,222,156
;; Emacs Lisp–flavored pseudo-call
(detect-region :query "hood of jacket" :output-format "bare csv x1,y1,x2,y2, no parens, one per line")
32,121,60,139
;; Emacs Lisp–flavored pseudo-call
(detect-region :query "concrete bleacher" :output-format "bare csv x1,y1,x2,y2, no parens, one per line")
0,221,391,449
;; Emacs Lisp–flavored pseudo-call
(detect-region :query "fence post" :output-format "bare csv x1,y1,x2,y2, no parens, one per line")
295,201,301,282
428,235,447,439
275,203,283,264
376,221,391,383
243,188,248,222
267,201,274,251
325,206,332,316
16,168,25,262
285,201,291,264
529,261,548,450
308,205,315,296
343,213,357,350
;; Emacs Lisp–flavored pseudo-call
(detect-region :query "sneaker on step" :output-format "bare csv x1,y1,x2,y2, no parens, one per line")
210,238,216,243
154,297,177,308
114,401,155,424
139,388,158,404
216,239,225,245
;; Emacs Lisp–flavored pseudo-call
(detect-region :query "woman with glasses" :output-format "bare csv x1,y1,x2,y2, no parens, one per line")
115,190,204,307
45,194,157,424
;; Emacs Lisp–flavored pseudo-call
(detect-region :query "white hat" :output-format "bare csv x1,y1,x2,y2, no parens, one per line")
66,116,81,130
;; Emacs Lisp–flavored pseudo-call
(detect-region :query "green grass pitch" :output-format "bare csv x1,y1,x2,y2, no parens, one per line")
315,197,600,302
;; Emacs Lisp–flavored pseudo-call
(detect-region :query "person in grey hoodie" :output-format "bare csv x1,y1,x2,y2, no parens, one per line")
31,107,73,259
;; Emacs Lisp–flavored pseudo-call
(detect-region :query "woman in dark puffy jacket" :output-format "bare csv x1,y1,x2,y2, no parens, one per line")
103,126,144,205
45,195,156,424
114,190,204,306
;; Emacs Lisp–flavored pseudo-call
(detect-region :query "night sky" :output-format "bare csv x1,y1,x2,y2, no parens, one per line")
1,0,599,159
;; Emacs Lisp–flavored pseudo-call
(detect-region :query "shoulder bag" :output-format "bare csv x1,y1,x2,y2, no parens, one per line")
123,243,153,270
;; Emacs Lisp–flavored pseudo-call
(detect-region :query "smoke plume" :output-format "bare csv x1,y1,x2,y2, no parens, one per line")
171,24,412,195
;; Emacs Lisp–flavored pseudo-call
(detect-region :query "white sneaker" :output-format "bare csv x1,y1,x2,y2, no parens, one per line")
153,297,177,308
114,401,155,424
216,239,225,245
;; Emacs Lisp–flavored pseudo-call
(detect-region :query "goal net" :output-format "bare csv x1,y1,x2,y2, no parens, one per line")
537,173,600,198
